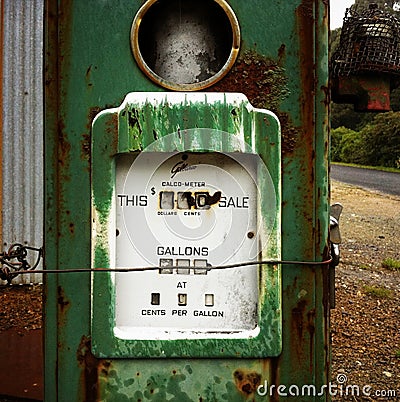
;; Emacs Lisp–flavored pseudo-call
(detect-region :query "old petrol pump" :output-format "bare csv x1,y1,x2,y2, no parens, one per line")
45,1,330,401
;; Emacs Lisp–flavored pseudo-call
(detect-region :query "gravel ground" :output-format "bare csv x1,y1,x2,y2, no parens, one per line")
330,180,400,401
0,285,42,334
0,180,399,401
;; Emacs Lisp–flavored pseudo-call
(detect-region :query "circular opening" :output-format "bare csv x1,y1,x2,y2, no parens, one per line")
131,0,240,91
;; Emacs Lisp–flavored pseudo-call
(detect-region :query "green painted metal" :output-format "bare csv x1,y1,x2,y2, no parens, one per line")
45,0,330,401
91,93,281,359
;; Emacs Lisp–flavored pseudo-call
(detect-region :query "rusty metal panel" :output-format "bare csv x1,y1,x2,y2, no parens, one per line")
45,0,330,400
1,0,44,284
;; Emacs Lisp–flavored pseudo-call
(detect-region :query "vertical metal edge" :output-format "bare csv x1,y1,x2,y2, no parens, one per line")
0,0,4,248
314,0,331,397
44,0,59,400
275,1,330,398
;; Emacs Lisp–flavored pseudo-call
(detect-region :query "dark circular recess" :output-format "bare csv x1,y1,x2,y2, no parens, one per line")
131,0,240,91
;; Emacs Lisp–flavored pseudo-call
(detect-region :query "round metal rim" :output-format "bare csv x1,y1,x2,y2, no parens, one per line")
130,0,240,91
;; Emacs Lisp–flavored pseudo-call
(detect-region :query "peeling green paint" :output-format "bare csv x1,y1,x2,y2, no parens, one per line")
98,359,268,402
91,93,281,360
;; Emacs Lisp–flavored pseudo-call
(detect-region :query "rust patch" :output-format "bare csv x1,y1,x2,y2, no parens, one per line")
321,85,330,107
209,50,298,154
106,110,119,153
99,360,111,377
278,44,286,65
267,357,281,402
57,286,71,332
296,0,315,140
81,106,102,167
279,112,299,155
77,335,100,402
57,285,70,313
307,307,316,366
87,106,102,129
85,64,96,89
85,64,92,79
81,133,91,162
209,49,287,112
292,299,307,340
291,296,317,373
233,369,261,396
57,119,71,170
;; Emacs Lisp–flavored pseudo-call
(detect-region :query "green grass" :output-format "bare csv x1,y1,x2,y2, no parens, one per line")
382,258,400,271
331,162,400,174
396,349,400,358
363,285,393,299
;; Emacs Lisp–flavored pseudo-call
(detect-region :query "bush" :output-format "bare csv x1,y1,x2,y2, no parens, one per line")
331,127,355,162
331,112,400,168
340,131,366,164
360,112,400,168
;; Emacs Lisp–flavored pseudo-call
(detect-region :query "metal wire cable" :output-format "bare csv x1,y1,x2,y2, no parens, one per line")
0,243,332,283
12,258,333,275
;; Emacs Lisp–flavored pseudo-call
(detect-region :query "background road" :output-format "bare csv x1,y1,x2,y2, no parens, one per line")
331,164,400,196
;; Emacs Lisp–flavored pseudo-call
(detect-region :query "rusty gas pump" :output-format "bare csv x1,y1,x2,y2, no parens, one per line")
332,3,400,111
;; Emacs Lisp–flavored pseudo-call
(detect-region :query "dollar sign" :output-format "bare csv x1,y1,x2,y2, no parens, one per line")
151,187,156,196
